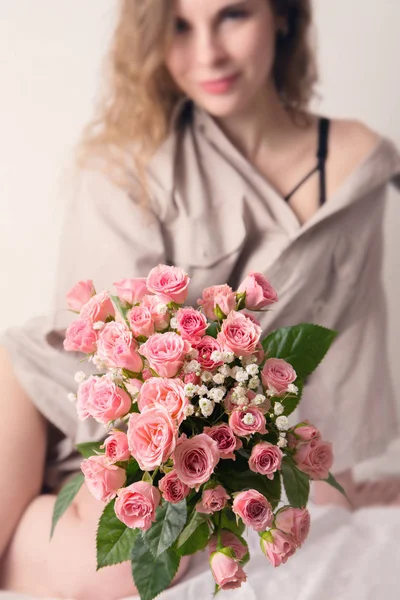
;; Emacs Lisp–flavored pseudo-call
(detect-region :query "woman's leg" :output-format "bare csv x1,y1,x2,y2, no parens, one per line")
0,344,47,560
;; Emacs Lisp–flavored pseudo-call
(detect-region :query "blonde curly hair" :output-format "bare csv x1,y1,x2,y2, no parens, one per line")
78,0,317,198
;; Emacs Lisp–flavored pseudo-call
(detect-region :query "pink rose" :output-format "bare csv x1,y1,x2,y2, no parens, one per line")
101,430,131,463
197,284,236,320
77,375,132,425
232,490,273,532
139,332,191,378
229,408,267,437
208,531,248,561
261,358,297,396
141,294,171,331
217,311,261,357
127,305,155,338
249,442,283,479
113,277,148,305
196,485,230,514
158,470,190,504
81,455,126,503
80,291,115,323
173,434,220,488
294,420,322,442
237,272,278,310
210,550,247,591
127,407,177,471
97,322,143,372
176,307,208,343
138,377,188,424
294,439,334,480
146,264,190,304
195,336,224,370
183,372,201,386
203,424,242,460
115,481,160,530
260,529,297,567
64,318,98,354
66,279,95,312
275,507,311,547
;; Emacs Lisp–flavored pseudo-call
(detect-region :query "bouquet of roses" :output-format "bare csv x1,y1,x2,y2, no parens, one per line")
51,264,344,599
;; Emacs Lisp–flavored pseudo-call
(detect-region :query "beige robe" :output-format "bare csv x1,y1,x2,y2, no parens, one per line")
2,99,400,488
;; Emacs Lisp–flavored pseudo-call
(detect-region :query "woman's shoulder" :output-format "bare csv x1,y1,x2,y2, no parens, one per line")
328,117,382,165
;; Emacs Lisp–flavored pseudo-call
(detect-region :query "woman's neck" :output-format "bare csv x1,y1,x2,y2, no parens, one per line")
214,82,305,162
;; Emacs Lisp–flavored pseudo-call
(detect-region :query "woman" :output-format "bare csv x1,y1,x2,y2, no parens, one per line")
1,0,400,597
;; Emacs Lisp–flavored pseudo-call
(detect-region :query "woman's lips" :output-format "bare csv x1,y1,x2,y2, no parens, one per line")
199,73,240,95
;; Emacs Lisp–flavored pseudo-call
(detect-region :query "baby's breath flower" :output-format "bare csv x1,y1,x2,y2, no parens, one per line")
111,370,124,384
184,360,201,374
222,351,235,363
74,371,86,384
235,368,249,383
156,303,168,315
248,376,260,390
237,396,249,407
276,415,289,431
211,350,223,362
213,373,225,385
67,392,77,403
91,355,108,371
184,405,195,417
218,364,232,377
243,413,255,425
274,402,285,416
246,363,259,376
277,437,288,449
170,317,178,329
287,383,299,395
279,432,287,438
197,385,208,396
253,394,266,406
199,398,215,418
208,387,226,403
184,383,197,398
92,321,105,331
201,371,213,383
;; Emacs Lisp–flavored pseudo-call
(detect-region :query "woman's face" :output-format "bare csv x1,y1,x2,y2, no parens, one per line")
165,0,278,117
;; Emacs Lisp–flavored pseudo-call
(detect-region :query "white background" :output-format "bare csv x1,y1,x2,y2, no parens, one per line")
0,0,399,415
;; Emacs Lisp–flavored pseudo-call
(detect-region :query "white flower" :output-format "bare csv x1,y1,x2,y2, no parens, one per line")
237,396,249,407
199,398,215,418
253,394,266,406
91,354,108,371
279,432,287,438
111,369,124,384
197,385,208,396
213,373,225,385
211,350,223,362
184,405,195,417
243,413,255,425
248,376,260,390
246,363,259,376
266,389,275,397
92,321,105,331
274,402,285,416
184,360,201,374
276,416,289,431
235,368,249,383
208,387,226,403
170,317,178,329
67,392,77,403
277,437,288,448
74,371,86,384
201,371,213,383
222,351,235,363
157,303,168,315
287,383,299,395
186,347,199,360
218,364,232,377
184,383,197,398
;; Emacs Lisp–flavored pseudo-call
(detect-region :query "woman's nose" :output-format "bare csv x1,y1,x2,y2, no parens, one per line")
195,30,226,67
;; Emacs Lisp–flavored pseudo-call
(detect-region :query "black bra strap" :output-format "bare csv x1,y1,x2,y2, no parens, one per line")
284,117,330,205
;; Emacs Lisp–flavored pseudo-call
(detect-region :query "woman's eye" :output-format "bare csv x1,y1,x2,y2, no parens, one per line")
221,9,248,21
174,18,190,34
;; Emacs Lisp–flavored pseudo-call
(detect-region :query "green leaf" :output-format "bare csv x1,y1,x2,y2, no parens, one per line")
262,323,337,379
235,291,247,311
215,304,226,321
281,380,304,416
220,509,245,536
142,500,187,558
126,459,141,484
206,322,219,339
50,472,84,539
96,500,139,569
131,535,180,600
281,457,310,508
177,510,207,549
177,521,210,556
218,465,281,509
75,441,104,459
110,294,130,325
324,472,351,504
